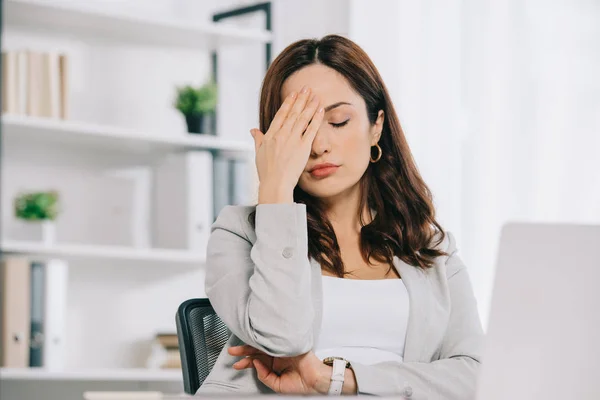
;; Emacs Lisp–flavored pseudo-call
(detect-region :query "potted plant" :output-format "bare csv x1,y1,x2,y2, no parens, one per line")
174,81,217,134
14,190,59,246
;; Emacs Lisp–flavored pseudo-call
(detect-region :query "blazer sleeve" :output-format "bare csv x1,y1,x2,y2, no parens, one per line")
204,204,315,357
348,234,484,399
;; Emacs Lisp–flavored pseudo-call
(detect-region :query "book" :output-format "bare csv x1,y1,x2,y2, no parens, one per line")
161,349,182,369
155,333,179,349
3,50,68,118
1,51,19,115
0,257,31,367
16,50,29,115
147,333,181,369
26,51,63,119
58,53,69,119
38,52,60,118
27,51,43,117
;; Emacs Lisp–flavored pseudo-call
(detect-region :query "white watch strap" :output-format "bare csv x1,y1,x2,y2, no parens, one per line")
327,358,346,395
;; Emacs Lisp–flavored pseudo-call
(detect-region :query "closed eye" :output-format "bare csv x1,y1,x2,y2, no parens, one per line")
330,119,350,128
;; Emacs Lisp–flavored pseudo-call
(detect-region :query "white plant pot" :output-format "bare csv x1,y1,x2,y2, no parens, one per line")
12,220,57,246
41,220,56,247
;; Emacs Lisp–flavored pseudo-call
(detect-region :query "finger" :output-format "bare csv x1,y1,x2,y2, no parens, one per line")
232,357,254,370
228,345,264,357
291,94,320,137
278,86,312,137
253,359,279,392
250,128,264,153
301,104,325,146
265,91,298,138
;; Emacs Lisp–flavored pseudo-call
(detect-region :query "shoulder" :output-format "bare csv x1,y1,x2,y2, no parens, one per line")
429,230,457,254
428,230,463,279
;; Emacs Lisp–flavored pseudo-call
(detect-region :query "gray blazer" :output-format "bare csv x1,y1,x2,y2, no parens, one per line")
197,204,483,399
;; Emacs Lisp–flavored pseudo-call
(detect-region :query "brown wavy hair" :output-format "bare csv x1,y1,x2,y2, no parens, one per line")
254,35,446,277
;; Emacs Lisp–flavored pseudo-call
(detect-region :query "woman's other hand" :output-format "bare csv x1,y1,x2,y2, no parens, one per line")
228,344,355,394
251,86,324,204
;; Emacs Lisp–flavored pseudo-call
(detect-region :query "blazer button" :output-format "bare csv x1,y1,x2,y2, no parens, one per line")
282,247,294,259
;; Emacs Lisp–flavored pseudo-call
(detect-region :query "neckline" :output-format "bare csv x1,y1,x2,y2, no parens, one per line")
322,275,402,282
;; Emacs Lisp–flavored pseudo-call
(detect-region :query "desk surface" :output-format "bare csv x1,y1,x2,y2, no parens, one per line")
83,393,408,400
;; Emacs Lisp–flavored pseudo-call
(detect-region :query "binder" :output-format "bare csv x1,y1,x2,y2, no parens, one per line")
153,151,214,253
43,259,68,370
0,257,31,367
188,151,214,253
29,261,45,367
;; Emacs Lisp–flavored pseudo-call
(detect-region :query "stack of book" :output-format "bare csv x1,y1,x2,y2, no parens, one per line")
154,333,181,369
1,50,69,119
0,257,69,370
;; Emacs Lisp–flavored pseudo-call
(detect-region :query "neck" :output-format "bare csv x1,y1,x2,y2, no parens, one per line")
320,183,371,235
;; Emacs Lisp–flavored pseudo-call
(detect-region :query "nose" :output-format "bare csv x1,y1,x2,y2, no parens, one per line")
310,126,331,157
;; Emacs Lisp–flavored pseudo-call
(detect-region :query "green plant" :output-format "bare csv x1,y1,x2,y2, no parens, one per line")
174,81,217,115
14,191,59,221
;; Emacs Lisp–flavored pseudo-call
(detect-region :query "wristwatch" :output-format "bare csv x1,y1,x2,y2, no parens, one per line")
322,357,351,395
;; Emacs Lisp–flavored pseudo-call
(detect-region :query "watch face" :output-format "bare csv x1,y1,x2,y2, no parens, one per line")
323,357,350,367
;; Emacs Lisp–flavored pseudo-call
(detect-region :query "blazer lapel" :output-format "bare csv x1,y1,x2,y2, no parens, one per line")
394,257,432,362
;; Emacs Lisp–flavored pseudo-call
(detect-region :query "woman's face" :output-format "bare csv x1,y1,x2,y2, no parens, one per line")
281,64,384,200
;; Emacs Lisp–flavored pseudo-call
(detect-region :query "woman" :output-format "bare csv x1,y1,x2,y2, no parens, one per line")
198,35,483,398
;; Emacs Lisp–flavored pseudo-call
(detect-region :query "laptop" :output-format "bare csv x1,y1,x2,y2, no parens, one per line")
476,223,600,400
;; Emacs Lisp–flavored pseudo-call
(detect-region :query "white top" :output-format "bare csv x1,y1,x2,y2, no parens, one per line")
314,276,410,365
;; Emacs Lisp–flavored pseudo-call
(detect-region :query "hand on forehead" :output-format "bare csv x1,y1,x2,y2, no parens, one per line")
281,64,361,112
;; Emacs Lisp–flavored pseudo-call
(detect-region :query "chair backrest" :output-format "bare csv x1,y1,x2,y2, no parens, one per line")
176,298,231,395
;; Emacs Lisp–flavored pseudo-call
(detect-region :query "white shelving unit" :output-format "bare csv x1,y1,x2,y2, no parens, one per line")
2,115,254,158
0,0,264,393
1,240,206,267
0,367,183,382
4,0,272,49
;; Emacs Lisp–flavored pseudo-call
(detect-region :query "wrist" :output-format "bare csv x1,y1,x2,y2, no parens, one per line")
315,364,334,394
342,367,358,394
258,183,294,204
314,363,358,395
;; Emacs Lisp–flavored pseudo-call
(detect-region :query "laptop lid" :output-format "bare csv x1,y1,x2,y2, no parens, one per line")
476,223,600,400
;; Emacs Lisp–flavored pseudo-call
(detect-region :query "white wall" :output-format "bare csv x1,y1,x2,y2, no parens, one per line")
347,0,600,325
348,0,464,242
271,0,349,54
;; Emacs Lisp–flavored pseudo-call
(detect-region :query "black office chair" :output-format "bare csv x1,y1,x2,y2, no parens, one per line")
176,298,231,395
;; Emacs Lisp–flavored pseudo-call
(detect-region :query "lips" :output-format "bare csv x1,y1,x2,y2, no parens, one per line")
309,163,339,178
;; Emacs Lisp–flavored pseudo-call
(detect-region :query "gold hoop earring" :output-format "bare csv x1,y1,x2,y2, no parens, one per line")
370,144,382,163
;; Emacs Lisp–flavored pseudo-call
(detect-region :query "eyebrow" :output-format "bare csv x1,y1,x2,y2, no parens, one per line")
324,102,352,112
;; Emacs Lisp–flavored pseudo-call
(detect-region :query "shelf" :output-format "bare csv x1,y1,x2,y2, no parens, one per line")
4,0,272,50
1,115,254,159
0,240,206,267
0,367,183,382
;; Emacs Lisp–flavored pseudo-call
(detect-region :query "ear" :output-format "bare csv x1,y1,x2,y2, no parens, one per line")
370,110,384,145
